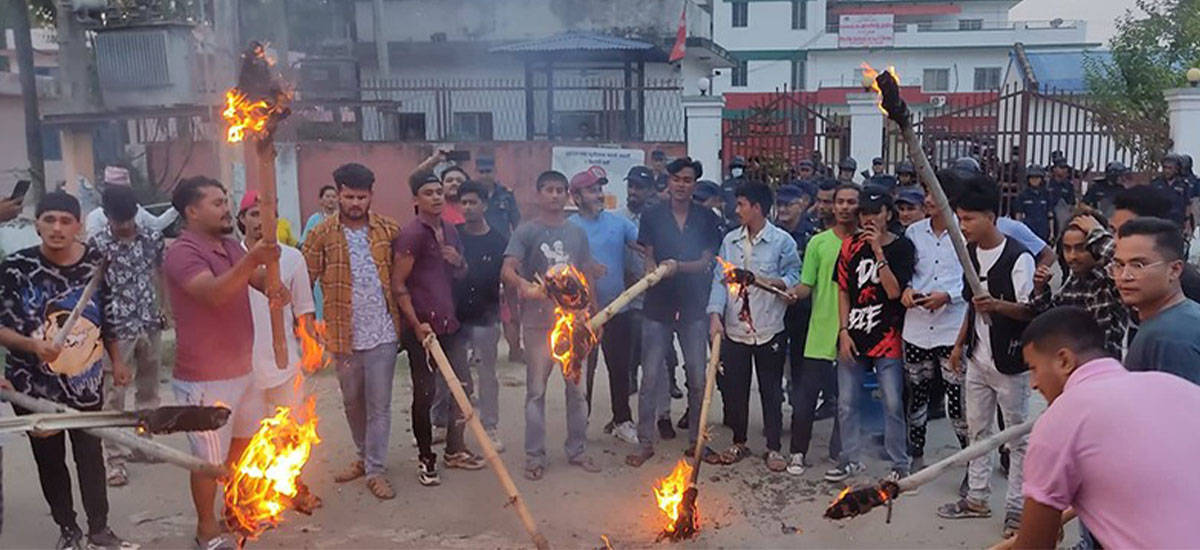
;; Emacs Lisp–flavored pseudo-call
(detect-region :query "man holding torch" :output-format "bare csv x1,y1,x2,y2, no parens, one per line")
163,177,287,550
394,172,486,489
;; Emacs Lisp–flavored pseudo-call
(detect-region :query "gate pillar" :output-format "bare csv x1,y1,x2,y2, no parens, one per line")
1166,87,1200,156
684,94,726,179
848,92,883,178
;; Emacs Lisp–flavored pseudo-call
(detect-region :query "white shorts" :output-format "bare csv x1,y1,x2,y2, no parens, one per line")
261,373,302,413
172,373,266,465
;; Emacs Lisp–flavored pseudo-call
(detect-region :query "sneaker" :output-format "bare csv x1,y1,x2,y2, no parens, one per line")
486,429,506,453
657,418,676,440
193,533,238,550
612,420,639,444
432,427,447,445
1002,513,1022,538
87,527,138,549
418,457,441,486
786,453,806,476
823,462,866,482
57,525,83,550
444,451,486,470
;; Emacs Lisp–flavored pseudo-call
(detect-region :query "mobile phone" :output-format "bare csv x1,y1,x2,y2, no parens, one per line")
445,150,471,162
9,180,30,201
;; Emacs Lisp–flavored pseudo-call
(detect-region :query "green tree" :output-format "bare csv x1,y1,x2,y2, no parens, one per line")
1084,0,1200,169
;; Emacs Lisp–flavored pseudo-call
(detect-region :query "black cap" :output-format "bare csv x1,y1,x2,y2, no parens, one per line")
651,149,667,161
872,157,884,165
36,191,81,220
858,185,893,212
693,180,720,202
625,166,655,187
839,157,858,171
730,156,747,168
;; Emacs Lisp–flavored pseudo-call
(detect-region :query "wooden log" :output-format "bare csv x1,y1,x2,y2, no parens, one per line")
255,141,288,370
422,335,551,550
51,259,107,348
897,418,1034,493
1,388,227,477
587,263,671,331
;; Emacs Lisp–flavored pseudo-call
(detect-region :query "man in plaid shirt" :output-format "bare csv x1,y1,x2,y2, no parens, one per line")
1032,212,1127,357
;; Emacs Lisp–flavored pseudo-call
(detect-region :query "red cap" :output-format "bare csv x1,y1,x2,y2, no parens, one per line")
239,190,260,214
569,166,608,191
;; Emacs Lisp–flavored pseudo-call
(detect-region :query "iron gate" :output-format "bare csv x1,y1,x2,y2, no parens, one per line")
722,88,850,185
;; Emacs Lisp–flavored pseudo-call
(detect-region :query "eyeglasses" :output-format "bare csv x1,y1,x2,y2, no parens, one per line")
1107,260,1168,279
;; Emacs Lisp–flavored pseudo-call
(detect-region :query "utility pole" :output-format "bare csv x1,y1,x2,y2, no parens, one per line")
372,0,389,77
9,0,45,201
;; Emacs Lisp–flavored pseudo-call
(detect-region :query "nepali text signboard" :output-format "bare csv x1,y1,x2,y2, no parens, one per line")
838,14,895,49
551,146,646,210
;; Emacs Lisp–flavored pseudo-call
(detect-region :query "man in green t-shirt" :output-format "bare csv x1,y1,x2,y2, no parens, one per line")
784,183,859,475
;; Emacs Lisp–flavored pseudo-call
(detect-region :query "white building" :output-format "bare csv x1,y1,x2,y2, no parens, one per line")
710,0,1096,95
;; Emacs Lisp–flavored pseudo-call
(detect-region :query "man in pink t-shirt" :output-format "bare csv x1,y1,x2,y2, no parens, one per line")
1015,306,1200,549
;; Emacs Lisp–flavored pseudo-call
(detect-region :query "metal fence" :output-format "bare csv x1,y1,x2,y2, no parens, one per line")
722,87,851,184
321,77,684,143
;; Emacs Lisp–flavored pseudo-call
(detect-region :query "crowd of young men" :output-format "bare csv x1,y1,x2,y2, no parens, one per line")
2,146,1200,550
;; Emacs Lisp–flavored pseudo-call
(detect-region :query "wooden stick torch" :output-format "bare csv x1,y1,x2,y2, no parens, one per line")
871,68,986,297
255,141,289,370
587,263,671,331
51,259,107,348
664,334,722,540
421,334,551,550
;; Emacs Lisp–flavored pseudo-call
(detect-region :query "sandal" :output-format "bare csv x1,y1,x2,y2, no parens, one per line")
524,465,544,481
366,476,395,500
718,444,750,465
333,459,365,483
936,498,991,519
625,448,655,468
107,463,128,487
765,451,788,472
698,446,723,465
291,479,323,514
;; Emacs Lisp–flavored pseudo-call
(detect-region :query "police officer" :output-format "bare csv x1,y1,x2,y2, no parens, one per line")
863,157,886,181
721,156,749,222
1014,165,1053,241
837,157,858,185
797,159,817,181
1084,161,1129,219
1046,157,1078,238
1151,152,1196,230
694,179,731,234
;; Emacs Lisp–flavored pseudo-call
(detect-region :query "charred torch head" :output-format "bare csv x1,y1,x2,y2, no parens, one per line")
860,64,908,126
823,480,900,520
223,41,292,145
543,265,596,382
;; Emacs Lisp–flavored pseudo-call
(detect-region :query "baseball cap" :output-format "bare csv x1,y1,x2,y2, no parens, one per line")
239,190,260,214
797,159,815,170
626,166,655,187
858,185,894,212
693,180,720,202
777,183,811,204
569,166,608,191
651,150,667,161
476,155,495,172
896,187,925,206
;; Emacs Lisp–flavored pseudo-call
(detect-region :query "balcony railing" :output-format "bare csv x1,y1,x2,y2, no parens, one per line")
825,19,1083,34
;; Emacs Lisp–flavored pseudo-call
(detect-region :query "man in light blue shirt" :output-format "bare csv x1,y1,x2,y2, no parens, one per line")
707,181,801,471
568,167,640,444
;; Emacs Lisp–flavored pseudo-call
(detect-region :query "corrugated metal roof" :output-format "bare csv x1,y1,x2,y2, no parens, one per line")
489,31,656,53
1023,50,1112,92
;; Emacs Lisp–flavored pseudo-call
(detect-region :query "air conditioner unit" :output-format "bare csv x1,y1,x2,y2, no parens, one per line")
930,95,947,107
94,23,196,109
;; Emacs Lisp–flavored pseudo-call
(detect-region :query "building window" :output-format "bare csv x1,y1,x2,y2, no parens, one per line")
732,60,748,87
732,2,749,28
974,67,1001,91
0,57,10,72
959,19,983,31
452,112,494,141
922,68,950,92
791,1,807,30
388,113,426,141
790,59,805,91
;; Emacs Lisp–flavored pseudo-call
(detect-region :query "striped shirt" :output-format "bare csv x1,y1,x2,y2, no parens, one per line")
302,212,403,354
1031,226,1127,357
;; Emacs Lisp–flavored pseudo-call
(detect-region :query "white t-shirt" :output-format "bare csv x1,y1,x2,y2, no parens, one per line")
970,238,1035,367
245,244,316,389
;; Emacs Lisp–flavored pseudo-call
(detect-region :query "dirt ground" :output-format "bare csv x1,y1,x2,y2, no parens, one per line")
0,336,1068,549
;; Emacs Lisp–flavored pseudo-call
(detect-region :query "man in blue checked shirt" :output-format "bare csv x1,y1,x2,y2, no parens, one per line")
707,181,802,472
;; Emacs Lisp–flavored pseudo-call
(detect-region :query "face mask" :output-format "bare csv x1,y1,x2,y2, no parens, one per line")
731,167,744,178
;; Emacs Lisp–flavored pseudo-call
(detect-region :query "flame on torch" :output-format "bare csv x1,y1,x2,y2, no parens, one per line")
860,63,899,115
221,42,292,145
224,399,321,538
714,256,742,295
296,317,329,375
654,460,694,535
544,264,595,382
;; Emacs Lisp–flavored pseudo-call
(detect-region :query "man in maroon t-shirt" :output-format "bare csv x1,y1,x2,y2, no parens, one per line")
163,176,288,550
828,186,915,483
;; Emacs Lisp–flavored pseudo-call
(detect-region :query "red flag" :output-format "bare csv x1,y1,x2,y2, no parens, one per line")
669,2,687,63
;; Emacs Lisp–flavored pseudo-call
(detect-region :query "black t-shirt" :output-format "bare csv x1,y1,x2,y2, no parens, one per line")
0,246,109,409
835,233,915,359
455,226,509,325
638,202,723,323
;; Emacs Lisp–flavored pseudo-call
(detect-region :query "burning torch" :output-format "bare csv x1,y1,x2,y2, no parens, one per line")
223,41,293,370
861,65,985,298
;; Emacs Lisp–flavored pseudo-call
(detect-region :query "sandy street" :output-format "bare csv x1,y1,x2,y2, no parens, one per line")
0,337,1058,549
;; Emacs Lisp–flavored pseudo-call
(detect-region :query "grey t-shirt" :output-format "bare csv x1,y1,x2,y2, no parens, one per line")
1126,298,1200,385
503,219,592,329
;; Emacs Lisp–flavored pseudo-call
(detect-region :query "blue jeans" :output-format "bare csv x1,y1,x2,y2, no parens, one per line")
432,322,497,431
837,356,910,473
334,341,400,477
523,326,588,469
636,317,708,451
